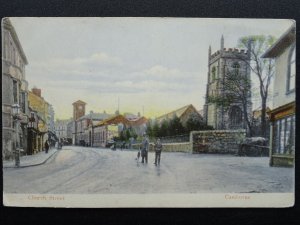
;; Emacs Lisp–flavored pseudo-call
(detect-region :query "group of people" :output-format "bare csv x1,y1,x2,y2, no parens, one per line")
138,134,163,166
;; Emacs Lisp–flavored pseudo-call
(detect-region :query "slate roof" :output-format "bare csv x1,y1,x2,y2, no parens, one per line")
262,23,296,58
77,112,113,121
156,104,201,122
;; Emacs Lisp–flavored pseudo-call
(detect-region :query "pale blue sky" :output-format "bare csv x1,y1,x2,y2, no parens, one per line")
10,18,293,119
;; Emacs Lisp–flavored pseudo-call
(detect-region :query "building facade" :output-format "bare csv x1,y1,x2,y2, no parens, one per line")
2,18,29,159
28,88,52,153
71,100,113,146
203,36,252,130
55,119,72,143
262,24,296,167
93,114,148,147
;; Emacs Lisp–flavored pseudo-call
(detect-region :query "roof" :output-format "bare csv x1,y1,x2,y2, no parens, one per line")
2,18,28,65
156,104,201,121
78,112,112,121
129,117,148,126
262,23,296,58
95,115,148,127
72,100,87,105
96,115,130,127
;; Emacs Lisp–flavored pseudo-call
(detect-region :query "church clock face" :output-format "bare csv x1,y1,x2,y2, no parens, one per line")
78,105,83,110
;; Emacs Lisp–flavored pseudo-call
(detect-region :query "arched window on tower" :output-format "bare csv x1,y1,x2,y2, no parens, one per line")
287,44,295,93
232,62,240,75
229,105,242,128
211,66,216,81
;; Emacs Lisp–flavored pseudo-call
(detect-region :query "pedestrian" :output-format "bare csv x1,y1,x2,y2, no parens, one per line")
136,150,141,161
154,138,162,166
45,140,49,154
141,134,149,163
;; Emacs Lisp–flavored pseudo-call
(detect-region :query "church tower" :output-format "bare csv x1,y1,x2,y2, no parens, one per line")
203,36,252,130
72,100,86,121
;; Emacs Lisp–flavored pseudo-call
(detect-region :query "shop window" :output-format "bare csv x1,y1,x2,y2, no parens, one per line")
273,115,295,155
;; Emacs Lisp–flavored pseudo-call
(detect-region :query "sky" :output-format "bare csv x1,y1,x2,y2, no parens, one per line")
9,17,293,120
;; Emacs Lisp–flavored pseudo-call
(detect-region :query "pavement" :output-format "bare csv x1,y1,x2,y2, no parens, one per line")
2,148,59,168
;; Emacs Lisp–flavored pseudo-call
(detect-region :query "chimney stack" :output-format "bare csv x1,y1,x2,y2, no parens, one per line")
32,88,41,97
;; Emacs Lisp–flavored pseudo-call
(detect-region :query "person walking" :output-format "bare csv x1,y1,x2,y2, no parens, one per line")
154,138,162,166
141,134,149,163
45,140,49,154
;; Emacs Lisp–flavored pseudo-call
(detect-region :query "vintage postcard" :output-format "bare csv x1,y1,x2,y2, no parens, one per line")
2,17,295,207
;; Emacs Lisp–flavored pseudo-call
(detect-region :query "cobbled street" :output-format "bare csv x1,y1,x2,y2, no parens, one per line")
3,146,294,194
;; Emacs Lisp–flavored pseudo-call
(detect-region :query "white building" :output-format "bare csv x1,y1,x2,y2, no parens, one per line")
262,23,296,167
55,119,72,141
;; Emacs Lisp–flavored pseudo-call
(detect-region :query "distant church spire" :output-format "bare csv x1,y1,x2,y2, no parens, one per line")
220,35,224,51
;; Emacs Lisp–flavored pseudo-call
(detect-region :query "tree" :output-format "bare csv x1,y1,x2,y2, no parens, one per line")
169,115,185,136
152,120,160,138
146,120,153,137
185,112,203,132
159,119,169,137
126,129,131,140
222,68,253,136
237,35,276,137
185,112,214,132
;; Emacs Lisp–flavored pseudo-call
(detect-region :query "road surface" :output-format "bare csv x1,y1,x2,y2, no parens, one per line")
3,146,294,194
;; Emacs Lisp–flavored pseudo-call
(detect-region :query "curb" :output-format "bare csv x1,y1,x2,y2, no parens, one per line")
3,150,59,169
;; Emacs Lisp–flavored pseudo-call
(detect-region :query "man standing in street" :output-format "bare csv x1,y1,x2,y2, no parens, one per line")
154,138,162,166
141,134,149,163
45,140,49,154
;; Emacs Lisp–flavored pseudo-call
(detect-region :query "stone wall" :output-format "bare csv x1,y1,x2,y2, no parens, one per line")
131,142,191,153
190,130,246,154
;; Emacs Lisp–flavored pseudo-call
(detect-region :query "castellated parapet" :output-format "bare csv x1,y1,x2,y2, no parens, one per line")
209,48,249,63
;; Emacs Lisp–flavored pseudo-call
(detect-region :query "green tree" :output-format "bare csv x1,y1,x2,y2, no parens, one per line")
159,119,169,137
185,112,203,132
185,112,214,132
146,120,153,137
169,115,185,135
126,129,131,140
152,120,160,137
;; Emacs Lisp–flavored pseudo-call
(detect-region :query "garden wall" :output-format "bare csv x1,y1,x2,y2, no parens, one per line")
190,130,246,154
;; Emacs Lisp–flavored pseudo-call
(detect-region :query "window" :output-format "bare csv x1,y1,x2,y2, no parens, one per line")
20,92,26,113
232,62,240,75
9,42,12,61
287,45,295,92
12,47,16,65
211,67,216,81
273,115,295,155
13,80,18,103
229,106,242,127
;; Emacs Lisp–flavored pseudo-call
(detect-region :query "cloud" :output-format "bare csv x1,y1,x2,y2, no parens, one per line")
144,65,181,78
30,52,123,73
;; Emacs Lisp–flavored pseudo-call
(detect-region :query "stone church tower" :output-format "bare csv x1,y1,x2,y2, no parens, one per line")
203,36,252,130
